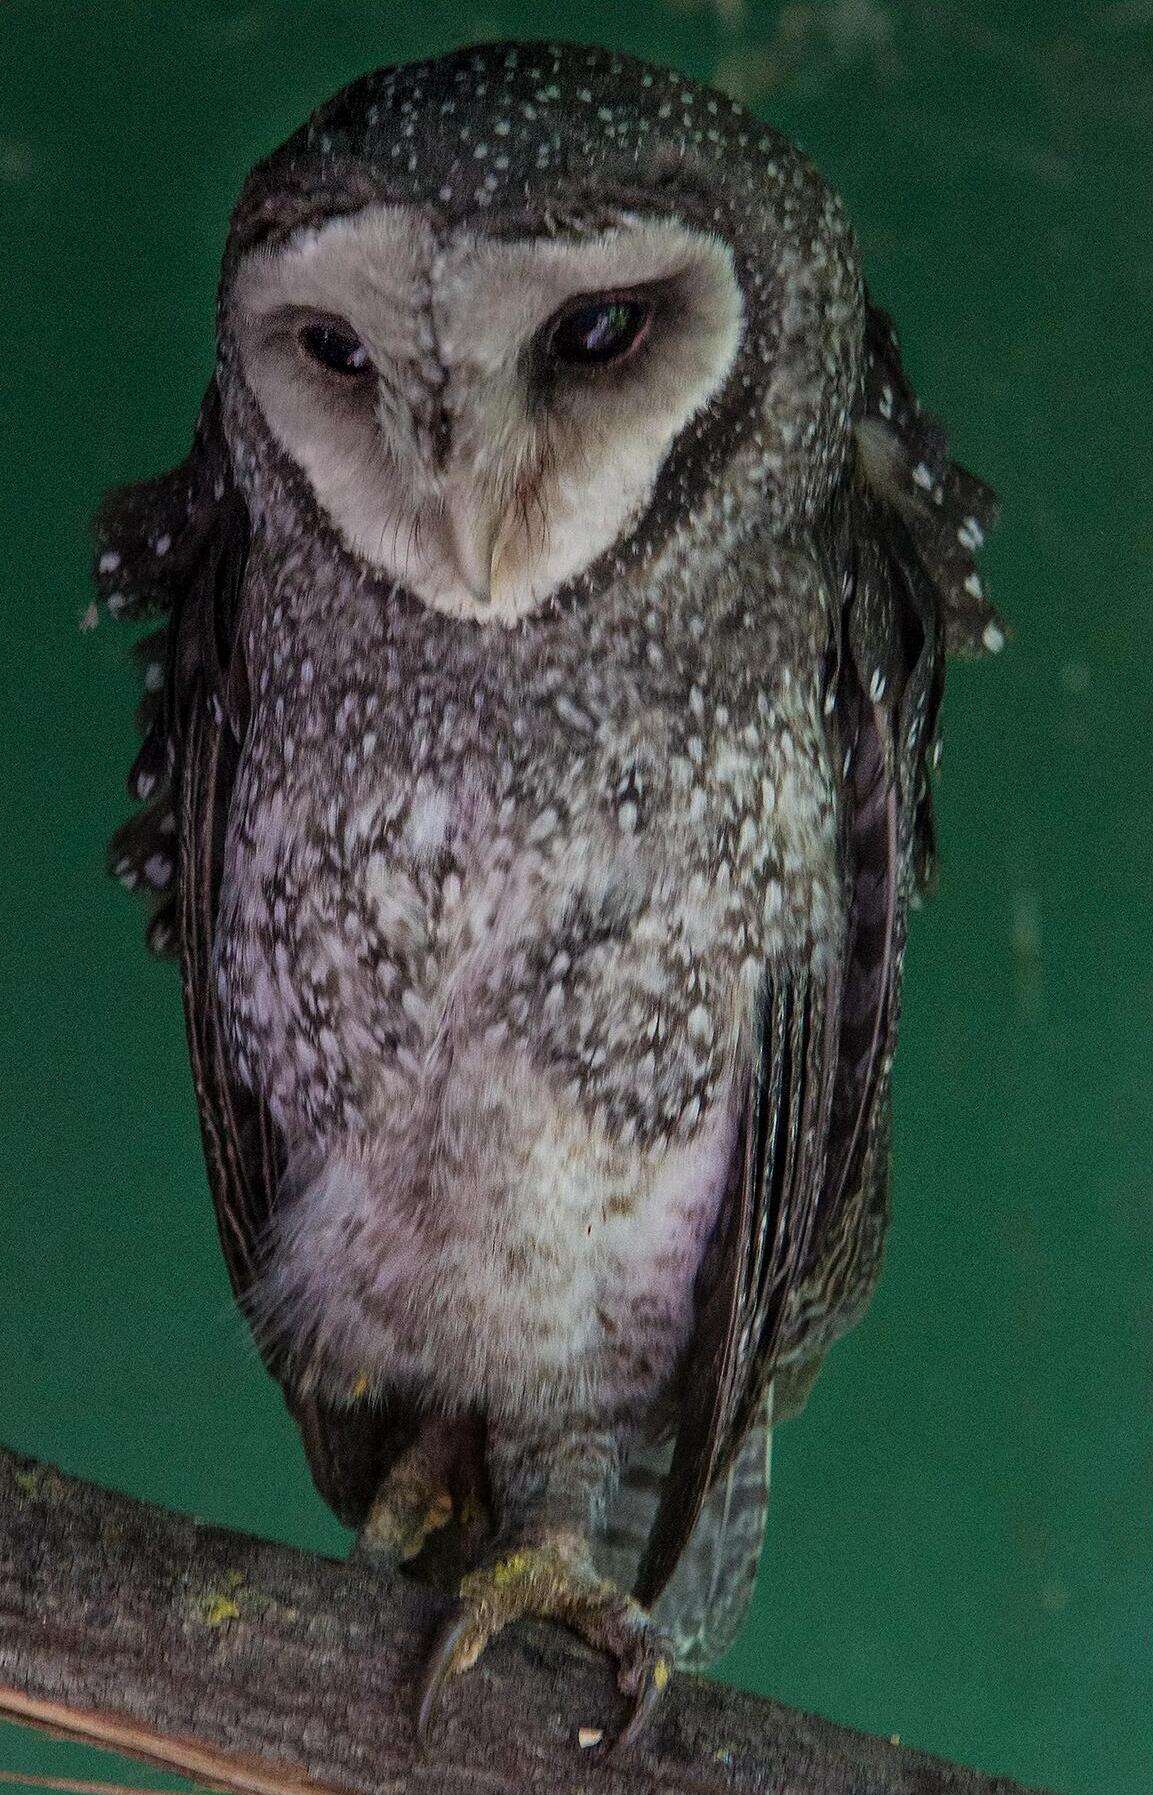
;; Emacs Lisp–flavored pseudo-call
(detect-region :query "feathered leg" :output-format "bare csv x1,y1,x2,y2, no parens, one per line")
419,1416,673,1749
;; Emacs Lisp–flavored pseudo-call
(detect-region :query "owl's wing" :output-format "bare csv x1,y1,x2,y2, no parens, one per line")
635,300,1001,1610
98,382,389,1526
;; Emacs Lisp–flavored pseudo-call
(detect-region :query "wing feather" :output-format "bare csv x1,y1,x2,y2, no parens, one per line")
99,384,389,1527
638,297,1001,1611
636,965,840,1604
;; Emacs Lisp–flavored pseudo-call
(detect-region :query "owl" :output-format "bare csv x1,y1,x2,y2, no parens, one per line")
96,41,1002,1745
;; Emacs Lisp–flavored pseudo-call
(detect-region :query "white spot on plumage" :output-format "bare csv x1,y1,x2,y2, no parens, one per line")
401,987,431,1028
528,806,558,843
679,1095,702,1133
687,1004,712,1043
405,786,451,855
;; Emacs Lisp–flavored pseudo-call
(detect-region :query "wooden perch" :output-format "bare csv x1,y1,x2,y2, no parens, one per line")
0,1446,1049,1795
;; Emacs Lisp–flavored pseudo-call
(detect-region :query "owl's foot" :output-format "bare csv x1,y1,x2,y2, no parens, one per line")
418,1533,672,1751
358,1432,456,1566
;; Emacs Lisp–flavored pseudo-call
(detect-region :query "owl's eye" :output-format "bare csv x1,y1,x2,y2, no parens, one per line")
298,319,373,380
545,294,653,368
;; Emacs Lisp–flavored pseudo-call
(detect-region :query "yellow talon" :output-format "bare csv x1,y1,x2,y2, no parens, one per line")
418,1538,671,1751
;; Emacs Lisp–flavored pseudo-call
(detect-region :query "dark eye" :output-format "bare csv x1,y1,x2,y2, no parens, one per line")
298,319,373,379
546,295,653,368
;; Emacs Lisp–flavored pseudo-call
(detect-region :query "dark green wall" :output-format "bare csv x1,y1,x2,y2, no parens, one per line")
1,5,1149,1792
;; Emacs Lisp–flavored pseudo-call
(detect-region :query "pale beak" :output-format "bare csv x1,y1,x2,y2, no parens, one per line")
443,489,504,606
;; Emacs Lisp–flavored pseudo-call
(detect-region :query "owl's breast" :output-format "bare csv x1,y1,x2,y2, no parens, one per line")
214,624,840,1420
216,624,841,1133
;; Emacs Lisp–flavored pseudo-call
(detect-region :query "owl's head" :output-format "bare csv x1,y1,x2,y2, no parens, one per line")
217,42,864,624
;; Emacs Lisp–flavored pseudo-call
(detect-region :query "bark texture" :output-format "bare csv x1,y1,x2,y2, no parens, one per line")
0,1446,1049,1795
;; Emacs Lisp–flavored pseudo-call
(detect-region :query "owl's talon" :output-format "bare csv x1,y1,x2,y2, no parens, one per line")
359,1478,453,1566
613,1647,672,1754
357,1424,459,1567
415,1539,671,1751
417,1604,485,1746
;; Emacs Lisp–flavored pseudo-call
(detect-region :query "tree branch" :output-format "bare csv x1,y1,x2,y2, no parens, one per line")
0,1447,1048,1795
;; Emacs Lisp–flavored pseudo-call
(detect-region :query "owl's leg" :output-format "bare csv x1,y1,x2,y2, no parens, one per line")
419,1419,672,1750
358,1413,484,1568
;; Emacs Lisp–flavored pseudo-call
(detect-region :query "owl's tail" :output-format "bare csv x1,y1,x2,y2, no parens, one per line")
597,1388,773,1670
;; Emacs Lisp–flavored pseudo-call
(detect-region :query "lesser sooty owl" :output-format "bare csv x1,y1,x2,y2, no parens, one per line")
97,41,1003,1742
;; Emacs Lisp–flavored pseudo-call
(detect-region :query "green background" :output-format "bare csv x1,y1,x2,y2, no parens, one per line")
1,4,1149,1792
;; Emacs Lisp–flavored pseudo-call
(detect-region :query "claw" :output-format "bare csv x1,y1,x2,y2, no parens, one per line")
413,1539,672,1752
418,1603,481,1746
613,1648,672,1754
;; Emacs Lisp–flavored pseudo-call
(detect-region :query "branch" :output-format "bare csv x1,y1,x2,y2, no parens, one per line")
0,1447,1049,1795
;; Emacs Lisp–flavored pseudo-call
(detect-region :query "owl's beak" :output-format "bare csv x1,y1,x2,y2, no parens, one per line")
443,491,504,607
